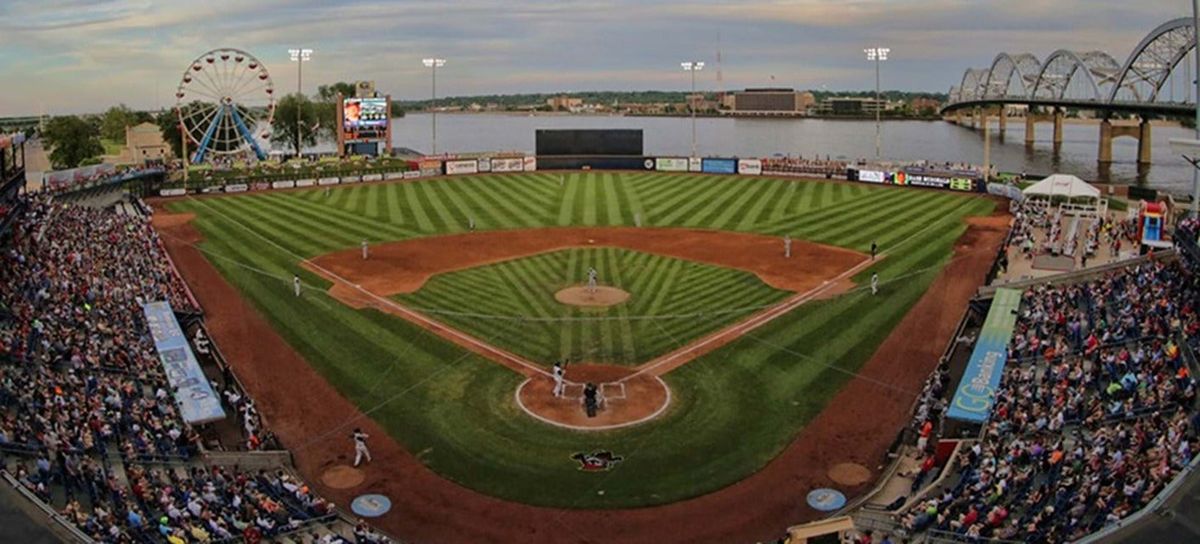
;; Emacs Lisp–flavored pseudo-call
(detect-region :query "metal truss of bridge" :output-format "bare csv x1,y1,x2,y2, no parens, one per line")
942,17,1198,163
945,17,1196,116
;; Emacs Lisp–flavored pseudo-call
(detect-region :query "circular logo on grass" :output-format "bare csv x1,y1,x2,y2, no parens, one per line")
806,488,846,512
351,494,392,517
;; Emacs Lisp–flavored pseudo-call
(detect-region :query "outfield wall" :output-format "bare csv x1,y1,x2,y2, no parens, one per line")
157,153,989,199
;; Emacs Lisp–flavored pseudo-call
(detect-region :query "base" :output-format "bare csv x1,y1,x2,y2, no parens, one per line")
515,364,670,430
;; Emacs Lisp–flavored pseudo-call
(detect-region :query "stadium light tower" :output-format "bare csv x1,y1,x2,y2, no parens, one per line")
864,47,889,160
681,61,705,157
422,58,447,155
288,48,313,157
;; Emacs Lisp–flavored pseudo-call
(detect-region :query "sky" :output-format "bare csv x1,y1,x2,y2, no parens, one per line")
0,0,1190,116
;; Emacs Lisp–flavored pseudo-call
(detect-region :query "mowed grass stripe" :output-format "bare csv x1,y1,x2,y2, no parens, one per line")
479,176,555,225
262,193,419,242
208,196,341,256
736,180,790,231
601,173,625,226
656,177,741,225
557,175,581,226
840,194,969,250
705,178,778,231
758,186,912,235
400,182,436,233
804,189,943,245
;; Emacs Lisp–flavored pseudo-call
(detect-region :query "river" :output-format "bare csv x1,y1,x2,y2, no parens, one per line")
387,113,1196,193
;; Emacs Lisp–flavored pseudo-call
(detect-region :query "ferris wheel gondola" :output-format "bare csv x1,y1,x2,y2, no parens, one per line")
175,48,275,163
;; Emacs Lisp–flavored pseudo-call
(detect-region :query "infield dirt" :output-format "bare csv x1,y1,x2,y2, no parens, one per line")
152,202,1008,544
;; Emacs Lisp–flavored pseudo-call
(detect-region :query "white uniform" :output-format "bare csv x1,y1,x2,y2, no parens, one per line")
361,240,369,260
587,267,598,294
468,217,476,231
552,363,565,398
352,430,371,466
784,235,792,258
634,212,642,228
293,275,302,297
871,273,879,295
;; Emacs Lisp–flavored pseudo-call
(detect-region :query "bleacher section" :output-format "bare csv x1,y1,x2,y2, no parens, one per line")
0,194,394,543
879,253,1200,543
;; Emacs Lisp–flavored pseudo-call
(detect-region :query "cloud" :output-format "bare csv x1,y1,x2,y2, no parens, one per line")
0,0,1192,116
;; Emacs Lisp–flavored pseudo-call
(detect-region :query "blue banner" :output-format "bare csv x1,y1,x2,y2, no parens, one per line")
946,288,1021,423
142,301,226,425
701,158,737,174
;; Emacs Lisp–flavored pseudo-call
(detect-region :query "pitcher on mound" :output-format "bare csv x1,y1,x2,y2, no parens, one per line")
587,267,598,295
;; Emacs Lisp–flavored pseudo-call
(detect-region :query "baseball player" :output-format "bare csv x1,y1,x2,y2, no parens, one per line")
871,272,879,295
352,428,371,467
870,241,878,261
559,174,565,187
587,267,598,294
324,187,331,198
361,239,369,260
552,361,566,398
293,275,302,297
784,235,792,258
468,216,476,231
634,212,642,228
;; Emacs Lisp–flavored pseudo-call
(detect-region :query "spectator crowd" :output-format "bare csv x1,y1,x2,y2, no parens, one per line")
897,251,1200,543
0,195,390,543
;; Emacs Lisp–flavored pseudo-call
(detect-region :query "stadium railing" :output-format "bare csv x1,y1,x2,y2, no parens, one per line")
0,470,96,544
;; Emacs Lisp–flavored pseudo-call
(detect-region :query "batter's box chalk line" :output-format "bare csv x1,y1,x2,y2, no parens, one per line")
560,381,628,402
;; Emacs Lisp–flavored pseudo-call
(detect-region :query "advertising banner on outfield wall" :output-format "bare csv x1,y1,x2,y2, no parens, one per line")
889,172,907,186
949,178,975,192
342,175,362,183
858,170,885,183
689,157,703,172
446,159,479,175
403,170,421,179
272,180,296,189
523,156,537,172
224,184,249,193
987,182,1025,202
295,179,316,188
142,301,226,425
252,182,270,191
318,177,340,186
477,158,492,172
656,157,689,172
946,288,1022,424
362,173,383,182
702,158,737,174
737,158,763,175
492,158,524,172
158,188,187,197
384,171,405,180
905,174,952,189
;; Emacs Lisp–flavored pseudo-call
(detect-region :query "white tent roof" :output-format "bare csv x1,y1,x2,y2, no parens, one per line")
1023,174,1101,199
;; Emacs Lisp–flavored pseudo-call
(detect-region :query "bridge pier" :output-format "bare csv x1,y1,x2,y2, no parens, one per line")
1021,109,1063,145
1098,117,1152,164
997,107,1007,134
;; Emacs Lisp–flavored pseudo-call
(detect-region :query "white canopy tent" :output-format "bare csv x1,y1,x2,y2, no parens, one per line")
1022,174,1106,217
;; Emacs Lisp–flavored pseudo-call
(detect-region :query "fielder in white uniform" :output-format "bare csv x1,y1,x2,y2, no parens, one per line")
871,272,879,295
552,361,566,398
587,267,598,294
352,428,371,467
784,235,792,258
293,275,301,297
361,239,369,260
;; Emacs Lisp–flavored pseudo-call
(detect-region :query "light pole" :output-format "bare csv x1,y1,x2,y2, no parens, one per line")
681,61,705,157
864,47,890,160
422,58,446,155
288,48,313,158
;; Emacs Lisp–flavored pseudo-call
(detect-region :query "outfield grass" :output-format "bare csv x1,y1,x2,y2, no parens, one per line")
398,247,790,365
170,172,994,508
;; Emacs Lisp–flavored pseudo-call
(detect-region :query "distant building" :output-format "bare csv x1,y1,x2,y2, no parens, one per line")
685,93,717,112
809,97,892,116
909,97,941,113
731,88,807,114
116,122,168,164
546,95,584,111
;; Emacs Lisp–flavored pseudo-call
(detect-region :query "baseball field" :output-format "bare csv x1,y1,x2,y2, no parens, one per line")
157,171,995,514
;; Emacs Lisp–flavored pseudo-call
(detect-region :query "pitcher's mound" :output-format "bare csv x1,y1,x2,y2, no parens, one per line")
828,462,872,486
321,465,366,489
554,286,630,308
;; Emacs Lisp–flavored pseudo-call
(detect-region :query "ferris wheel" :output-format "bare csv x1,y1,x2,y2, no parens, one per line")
175,48,274,163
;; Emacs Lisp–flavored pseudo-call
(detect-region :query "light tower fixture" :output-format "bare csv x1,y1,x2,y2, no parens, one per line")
422,58,447,155
287,48,313,157
864,47,890,160
681,61,705,157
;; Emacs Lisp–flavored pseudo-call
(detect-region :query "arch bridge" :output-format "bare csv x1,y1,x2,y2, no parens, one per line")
942,17,1197,163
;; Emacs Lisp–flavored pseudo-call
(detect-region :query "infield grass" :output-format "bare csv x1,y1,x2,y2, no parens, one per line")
169,172,994,508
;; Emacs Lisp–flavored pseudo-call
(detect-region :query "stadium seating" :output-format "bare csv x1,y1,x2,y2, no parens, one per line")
895,252,1200,543
0,194,392,543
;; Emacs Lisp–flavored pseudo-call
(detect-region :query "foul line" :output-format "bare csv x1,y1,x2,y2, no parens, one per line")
622,253,881,382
